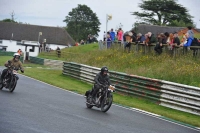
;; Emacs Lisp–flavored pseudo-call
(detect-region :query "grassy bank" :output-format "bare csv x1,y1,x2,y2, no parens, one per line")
39,43,200,87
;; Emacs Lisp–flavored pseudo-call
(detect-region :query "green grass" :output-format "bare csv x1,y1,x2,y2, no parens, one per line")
194,33,200,38
0,56,11,65
38,44,99,61
1,55,199,127
39,43,200,87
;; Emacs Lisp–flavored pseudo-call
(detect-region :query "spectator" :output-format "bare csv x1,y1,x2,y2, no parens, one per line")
124,31,133,53
173,32,180,46
75,42,79,46
117,28,123,44
171,32,181,56
130,29,137,43
17,49,23,56
147,32,157,46
154,33,166,55
187,26,194,39
46,44,50,52
110,28,115,43
43,43,46,51
180,32,193,55
87,35,91,44
136,33,145,44
164,32,170,44
181,33,187,44
123,31,127,46
168,33,174,50
80,40,85,45
180,32,193,47
106,33,112,49
56,46,61,57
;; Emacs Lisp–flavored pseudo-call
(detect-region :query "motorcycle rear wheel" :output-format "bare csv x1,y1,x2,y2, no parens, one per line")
101,93,113,112
9,77,17,92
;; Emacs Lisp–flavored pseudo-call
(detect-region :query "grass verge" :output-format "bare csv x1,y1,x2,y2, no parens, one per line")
39,43,200,87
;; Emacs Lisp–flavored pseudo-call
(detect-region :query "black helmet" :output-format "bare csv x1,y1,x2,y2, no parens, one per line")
101,66,108,74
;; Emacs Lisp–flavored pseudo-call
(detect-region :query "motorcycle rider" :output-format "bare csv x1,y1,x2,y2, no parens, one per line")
0,53,24,84
91,66,111,104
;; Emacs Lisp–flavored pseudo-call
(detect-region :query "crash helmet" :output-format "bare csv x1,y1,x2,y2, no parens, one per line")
13,53,20,59
101,66,108,74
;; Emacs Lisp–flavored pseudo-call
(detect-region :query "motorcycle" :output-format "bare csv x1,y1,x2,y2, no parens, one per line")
0,63,19,92
85,84,115,112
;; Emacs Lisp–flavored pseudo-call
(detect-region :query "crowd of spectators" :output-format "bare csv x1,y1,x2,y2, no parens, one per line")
103,26,199,55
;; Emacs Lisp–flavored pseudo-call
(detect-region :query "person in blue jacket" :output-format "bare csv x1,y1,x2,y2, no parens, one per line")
180,32,193,47
110,28,115,43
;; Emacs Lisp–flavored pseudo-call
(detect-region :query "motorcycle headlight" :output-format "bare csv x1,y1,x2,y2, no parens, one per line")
109,85,115,91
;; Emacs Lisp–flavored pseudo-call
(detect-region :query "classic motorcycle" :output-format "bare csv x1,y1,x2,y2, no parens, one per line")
85,84,115,112
0,63,19,92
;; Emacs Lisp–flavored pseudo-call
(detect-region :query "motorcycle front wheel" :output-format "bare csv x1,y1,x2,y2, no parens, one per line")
101,93,113,112
86,94,93,109
9,76,17,92
0,83,3,90
0,77,3,90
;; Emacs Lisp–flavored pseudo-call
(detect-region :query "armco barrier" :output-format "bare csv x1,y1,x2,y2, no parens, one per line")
0,51,15,56
30,56,44,65
0,51,23,62
63,62,200,116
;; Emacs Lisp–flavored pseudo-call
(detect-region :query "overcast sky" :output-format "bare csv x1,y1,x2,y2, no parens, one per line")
0,0,200,40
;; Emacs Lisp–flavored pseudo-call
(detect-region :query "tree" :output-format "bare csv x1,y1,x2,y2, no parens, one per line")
1,11,17,23
63,4,101,42
1,18,17,23
132,0,194,26
167,20,195,27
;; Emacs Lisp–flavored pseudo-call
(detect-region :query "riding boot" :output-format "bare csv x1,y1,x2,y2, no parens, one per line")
91,89,98,104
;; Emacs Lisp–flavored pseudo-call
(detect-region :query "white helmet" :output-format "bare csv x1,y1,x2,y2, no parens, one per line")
13,53,20,59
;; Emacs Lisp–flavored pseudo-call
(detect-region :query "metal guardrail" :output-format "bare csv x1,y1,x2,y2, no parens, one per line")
0,51,23,62
63,62,200,116
0,51,15,56
30,56,45,65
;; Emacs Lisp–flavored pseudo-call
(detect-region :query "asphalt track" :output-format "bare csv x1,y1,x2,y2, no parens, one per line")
0,67,199,133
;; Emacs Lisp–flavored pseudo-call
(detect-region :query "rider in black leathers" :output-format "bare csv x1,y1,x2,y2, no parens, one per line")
91,66,111,103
